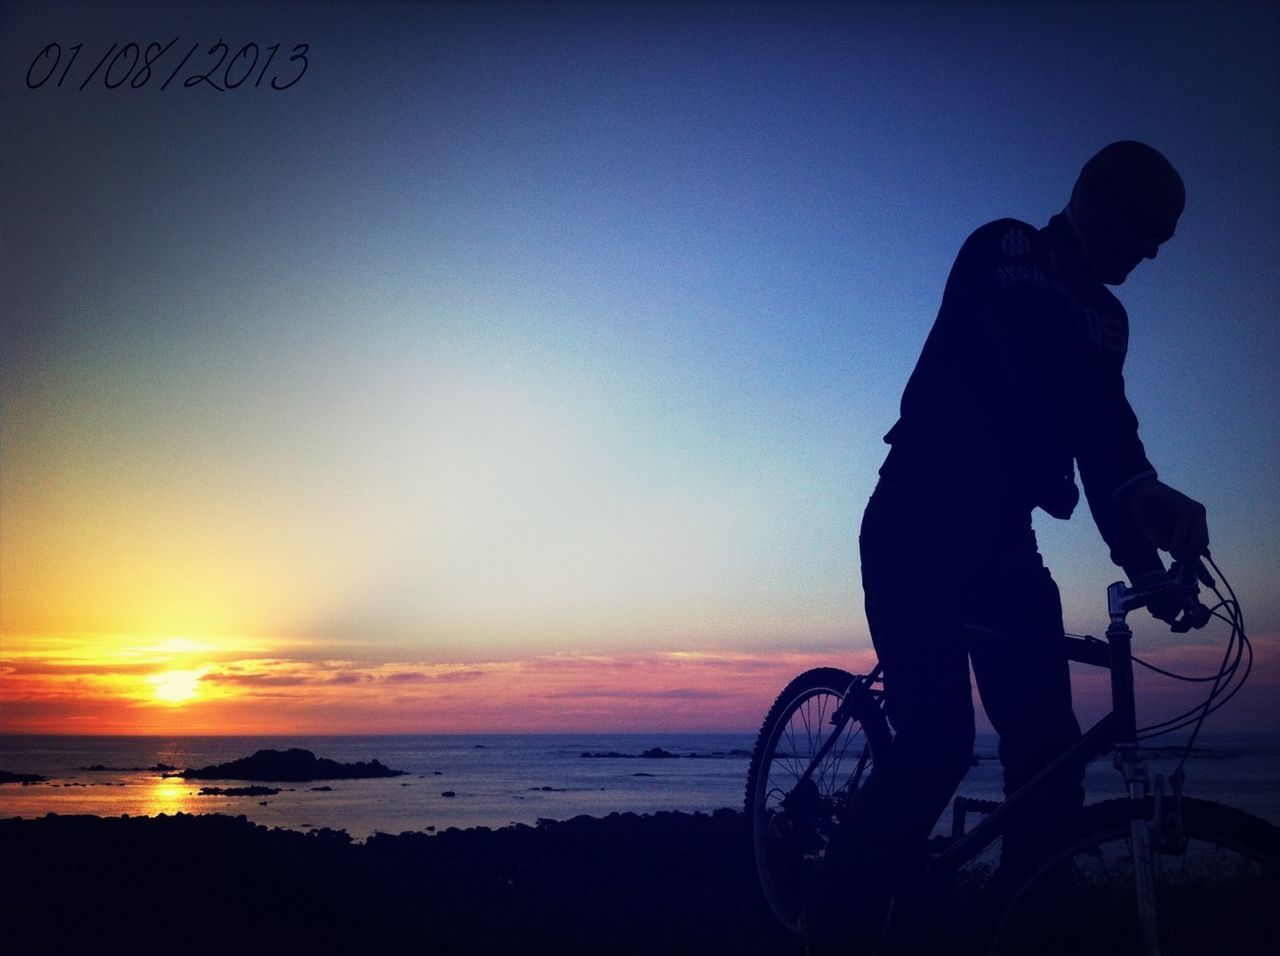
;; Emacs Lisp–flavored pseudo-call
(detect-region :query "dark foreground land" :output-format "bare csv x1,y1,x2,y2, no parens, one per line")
0,809,799,955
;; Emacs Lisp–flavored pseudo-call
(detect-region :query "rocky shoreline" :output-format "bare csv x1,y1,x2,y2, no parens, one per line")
0,809,797,955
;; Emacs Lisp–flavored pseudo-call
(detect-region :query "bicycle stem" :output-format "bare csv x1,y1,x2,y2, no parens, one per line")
1106,614,1138,744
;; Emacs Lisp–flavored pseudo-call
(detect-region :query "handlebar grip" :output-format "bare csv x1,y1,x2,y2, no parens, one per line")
1124,560,1213,629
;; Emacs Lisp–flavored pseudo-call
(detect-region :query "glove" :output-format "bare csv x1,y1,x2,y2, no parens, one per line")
1128,478,1209,561
1132,568,1210,631
1147,593,1184,627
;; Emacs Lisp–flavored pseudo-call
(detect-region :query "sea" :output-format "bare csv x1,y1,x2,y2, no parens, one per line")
3,733,1278,841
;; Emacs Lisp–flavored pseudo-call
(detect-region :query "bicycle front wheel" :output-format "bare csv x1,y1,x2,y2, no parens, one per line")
744,667,887,934
979,797,1280,956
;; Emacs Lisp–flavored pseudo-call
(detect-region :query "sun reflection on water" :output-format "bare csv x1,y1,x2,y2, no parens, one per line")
142,774,197,817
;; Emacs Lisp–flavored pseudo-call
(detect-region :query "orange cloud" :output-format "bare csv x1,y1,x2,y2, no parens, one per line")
5,625,1272,737
0,641,882,735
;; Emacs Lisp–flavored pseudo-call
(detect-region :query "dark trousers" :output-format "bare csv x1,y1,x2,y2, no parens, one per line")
829,480,1085,896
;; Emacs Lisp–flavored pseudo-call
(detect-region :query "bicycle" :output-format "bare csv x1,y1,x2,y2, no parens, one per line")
744,555,1279,954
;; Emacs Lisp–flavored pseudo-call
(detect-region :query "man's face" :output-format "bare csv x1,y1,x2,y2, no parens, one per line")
1091,183,1183,285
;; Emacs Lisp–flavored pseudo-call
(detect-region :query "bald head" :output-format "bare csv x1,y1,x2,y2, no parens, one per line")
1069,141,1185,285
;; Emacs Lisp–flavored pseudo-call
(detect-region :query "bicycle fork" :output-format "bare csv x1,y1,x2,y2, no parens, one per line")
1107,608,1163,956
1116,746,1163,956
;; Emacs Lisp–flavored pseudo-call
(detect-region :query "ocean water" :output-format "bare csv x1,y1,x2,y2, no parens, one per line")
2,732,1278,841
0,733,755,838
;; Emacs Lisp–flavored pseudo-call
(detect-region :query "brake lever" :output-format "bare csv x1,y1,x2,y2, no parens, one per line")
1195,554,1216,589
1170,557,1215,591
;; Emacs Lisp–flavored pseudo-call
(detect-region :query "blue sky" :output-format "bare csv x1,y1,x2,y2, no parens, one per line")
1,1,1277,731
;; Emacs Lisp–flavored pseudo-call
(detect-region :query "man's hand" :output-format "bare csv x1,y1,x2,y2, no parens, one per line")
1146,594,1185,627
1127,477,1209,561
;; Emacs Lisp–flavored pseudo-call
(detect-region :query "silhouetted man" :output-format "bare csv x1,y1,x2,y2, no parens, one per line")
801,141,1209,953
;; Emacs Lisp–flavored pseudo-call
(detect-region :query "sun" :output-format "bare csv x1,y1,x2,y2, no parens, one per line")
148,669,204,705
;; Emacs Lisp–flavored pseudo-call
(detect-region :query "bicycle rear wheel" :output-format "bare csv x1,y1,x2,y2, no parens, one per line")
744,667,888,934
978,797,1280,956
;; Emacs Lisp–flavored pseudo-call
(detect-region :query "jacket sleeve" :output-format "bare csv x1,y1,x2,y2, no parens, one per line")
1073,360,1165,581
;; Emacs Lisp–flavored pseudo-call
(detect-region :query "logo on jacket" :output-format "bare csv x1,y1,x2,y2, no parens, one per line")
1072,304,1127,353
996,265,1050,289
1001,227,1032,258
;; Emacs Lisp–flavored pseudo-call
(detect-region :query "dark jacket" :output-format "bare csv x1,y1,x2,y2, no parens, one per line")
878,212,1163,580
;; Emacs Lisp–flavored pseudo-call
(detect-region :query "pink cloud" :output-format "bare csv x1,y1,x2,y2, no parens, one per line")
6,633,1271,737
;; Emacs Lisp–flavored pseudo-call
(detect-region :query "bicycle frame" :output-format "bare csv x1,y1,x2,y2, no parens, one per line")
817,570,1208,955
937,610,1171,952
797,663,887,786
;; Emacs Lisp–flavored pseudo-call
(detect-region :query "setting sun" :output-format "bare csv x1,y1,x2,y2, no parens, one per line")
148,669,203,705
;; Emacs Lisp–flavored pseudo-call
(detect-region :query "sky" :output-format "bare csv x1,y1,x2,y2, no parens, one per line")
1,0,1277,735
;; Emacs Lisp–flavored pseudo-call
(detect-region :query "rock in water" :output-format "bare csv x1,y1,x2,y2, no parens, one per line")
178,748,406,782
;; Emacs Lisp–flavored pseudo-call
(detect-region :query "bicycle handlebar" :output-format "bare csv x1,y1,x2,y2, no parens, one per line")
1108,556,1214,631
